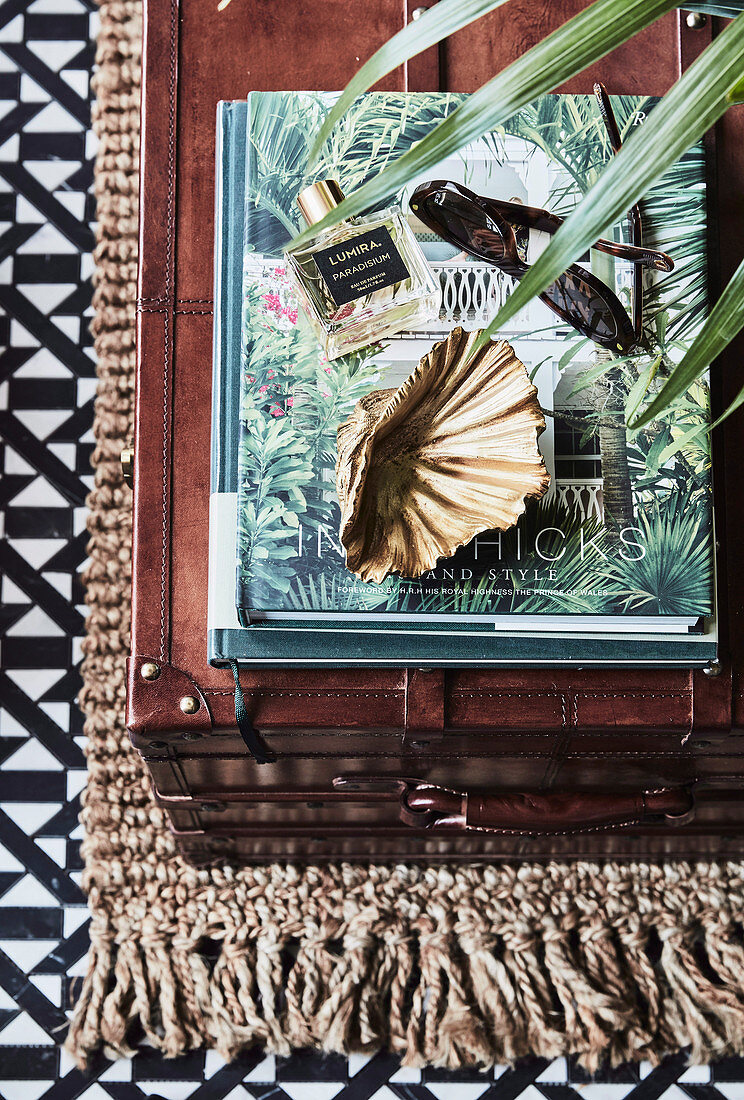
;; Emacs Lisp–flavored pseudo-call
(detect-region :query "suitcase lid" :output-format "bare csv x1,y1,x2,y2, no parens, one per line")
129,0,740,739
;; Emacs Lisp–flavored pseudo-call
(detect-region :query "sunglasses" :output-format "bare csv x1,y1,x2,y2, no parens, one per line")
409,83,674,353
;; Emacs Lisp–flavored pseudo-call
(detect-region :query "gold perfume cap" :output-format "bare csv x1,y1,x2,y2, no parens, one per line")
297,179,345,226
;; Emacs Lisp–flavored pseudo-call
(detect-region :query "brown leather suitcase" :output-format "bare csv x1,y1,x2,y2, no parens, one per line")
128,0,744,862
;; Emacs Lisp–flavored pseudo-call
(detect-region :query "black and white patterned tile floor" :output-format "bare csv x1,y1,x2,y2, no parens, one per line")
1,0,744,1095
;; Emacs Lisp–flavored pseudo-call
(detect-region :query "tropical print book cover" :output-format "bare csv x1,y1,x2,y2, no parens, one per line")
236,91,713,625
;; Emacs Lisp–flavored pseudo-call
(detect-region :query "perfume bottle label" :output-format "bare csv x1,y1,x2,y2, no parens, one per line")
313,226,410,306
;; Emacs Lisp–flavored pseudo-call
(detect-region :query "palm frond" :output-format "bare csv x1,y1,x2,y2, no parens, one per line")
631,251,744,428
604,493,713,615
308,0,515,161
466,13,744,362
290,0,679,250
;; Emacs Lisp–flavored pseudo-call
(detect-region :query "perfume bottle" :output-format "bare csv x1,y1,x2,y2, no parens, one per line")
284,179,440,360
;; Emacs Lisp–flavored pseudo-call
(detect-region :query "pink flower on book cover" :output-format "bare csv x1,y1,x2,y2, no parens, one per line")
262,291,282,313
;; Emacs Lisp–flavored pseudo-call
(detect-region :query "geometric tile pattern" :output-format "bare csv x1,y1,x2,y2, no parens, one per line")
1,0,744,1095
0,0,95,1095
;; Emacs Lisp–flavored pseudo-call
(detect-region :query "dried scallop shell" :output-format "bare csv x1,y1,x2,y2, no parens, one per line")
335,326,549,583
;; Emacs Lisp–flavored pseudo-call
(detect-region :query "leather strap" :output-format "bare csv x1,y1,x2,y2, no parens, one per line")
228,660,275,764
403,668,445,743
404,0,442,92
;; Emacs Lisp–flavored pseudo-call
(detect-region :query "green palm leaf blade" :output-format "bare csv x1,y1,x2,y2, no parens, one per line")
466,11,744,360
630,252,744,428
291,0,678,249
657,350,744,464
308,0,513,163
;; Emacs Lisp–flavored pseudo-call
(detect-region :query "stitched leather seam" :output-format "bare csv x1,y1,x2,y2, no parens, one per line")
575,692,690,699
146,752,561,760
139,297,213,304
449,692,566,700
158,0,179,663
574,693,693,735
203,689,693,701
449,691,689,700
461,818,647,837
138,306,213,314
151,750,701,760
147,728,694,738
569,729,693,737
154,734,560,742
203,690,402,698
159,307,169,663
202,689,691,703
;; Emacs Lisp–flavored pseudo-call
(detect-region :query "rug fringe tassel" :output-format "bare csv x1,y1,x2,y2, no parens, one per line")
65,899,744,1070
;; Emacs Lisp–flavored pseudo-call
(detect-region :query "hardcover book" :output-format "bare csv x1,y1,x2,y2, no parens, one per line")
208,92,716,666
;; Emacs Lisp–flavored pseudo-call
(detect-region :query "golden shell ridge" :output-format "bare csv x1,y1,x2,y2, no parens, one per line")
335,326,550,584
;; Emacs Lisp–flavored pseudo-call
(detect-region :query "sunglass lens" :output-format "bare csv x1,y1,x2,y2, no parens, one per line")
543,271,619,344
422,191,506,262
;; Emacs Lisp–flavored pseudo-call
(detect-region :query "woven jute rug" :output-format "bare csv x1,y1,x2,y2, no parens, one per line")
67,0,744,1071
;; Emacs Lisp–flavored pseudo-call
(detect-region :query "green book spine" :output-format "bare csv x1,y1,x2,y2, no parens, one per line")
211,99,247,496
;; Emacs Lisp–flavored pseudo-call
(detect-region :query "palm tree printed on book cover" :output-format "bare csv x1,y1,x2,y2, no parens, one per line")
236,90,713,622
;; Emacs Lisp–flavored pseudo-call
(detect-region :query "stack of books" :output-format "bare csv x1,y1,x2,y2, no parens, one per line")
208,90,716,666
